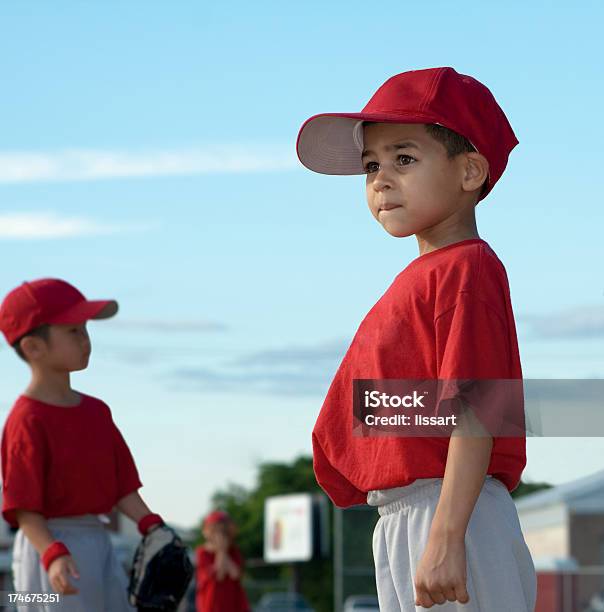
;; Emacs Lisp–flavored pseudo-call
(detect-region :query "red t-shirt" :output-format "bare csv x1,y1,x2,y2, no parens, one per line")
1,392,142,527
312,238,526,508
195,544,250,612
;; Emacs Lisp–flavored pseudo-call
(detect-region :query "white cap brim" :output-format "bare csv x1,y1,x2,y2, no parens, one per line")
296,111,440,175
296,114,367,175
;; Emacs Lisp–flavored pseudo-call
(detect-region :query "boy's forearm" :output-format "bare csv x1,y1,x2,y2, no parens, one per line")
226,559,241,579
431,401,493,539
215,550,241,579
116,490,153,523
14,510,56,556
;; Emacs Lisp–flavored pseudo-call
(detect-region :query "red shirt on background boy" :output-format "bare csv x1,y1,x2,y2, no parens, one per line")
195,510,250,612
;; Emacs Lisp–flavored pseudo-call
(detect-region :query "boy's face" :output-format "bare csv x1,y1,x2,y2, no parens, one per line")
22,322,91,372
362,123,478,238
203,520,232,543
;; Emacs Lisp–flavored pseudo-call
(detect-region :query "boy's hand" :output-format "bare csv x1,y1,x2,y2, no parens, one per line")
213,550,240,581
225,556,240,580
213,551,229,581
214,531,229,551
413,532,469,608
47,555,80,595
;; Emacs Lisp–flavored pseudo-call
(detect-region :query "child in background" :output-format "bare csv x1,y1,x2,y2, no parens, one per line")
0,278,166,611
195,510,250,612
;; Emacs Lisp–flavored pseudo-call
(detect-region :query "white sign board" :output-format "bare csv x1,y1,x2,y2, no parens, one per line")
264,493,313,563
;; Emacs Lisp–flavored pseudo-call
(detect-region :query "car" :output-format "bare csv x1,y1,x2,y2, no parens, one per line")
254,591,315,612
584,588,604,611
343,594,380,612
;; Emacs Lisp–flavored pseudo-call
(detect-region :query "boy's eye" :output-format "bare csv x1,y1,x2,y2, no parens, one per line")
363,155,415,173
396,154,415,166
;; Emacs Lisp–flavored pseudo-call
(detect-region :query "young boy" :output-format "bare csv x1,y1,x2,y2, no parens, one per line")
194,510,250,612
296,67,537,611
0,278,166,611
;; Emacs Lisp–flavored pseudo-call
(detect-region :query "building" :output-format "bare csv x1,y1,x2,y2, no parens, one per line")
516,470,604,611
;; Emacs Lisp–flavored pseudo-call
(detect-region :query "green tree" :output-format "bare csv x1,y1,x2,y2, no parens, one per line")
511,479,553,499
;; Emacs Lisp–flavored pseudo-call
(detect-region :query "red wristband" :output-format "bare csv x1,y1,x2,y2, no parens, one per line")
41,541,70,571
138,513,164,536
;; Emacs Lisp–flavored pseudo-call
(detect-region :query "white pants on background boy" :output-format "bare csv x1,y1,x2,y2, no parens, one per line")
12,514,134,612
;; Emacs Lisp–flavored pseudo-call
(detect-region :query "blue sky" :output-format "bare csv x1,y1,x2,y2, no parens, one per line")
0,1,603,527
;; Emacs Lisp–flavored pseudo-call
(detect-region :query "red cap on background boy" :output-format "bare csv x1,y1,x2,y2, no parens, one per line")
0,278,118,346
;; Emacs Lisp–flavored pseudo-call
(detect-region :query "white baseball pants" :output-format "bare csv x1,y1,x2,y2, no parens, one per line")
12,514,135,612
369,476,537,611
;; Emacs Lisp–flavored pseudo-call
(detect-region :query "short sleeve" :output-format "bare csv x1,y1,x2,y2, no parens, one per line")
195,547,214,589
311,431,366,508
434,291,523,436
1,414,47,527
111,421,143,500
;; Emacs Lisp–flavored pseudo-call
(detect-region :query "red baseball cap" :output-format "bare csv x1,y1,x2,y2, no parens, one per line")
203,510,230,527
296,66,519,203
0,278,118,346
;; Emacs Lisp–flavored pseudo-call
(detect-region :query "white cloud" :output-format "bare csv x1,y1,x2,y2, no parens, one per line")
0,212,147,239
521,305,604,338
111,319,228,333
0,146,298,183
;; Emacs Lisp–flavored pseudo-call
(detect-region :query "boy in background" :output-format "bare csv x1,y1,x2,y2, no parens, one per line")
195,510,250,612
0,278,166,611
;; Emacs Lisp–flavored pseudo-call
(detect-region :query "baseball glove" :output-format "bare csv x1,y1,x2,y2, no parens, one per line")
128,524,194,611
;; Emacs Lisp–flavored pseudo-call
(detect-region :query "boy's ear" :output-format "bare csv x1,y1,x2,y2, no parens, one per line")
462,152,489,194
19,335,47,361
